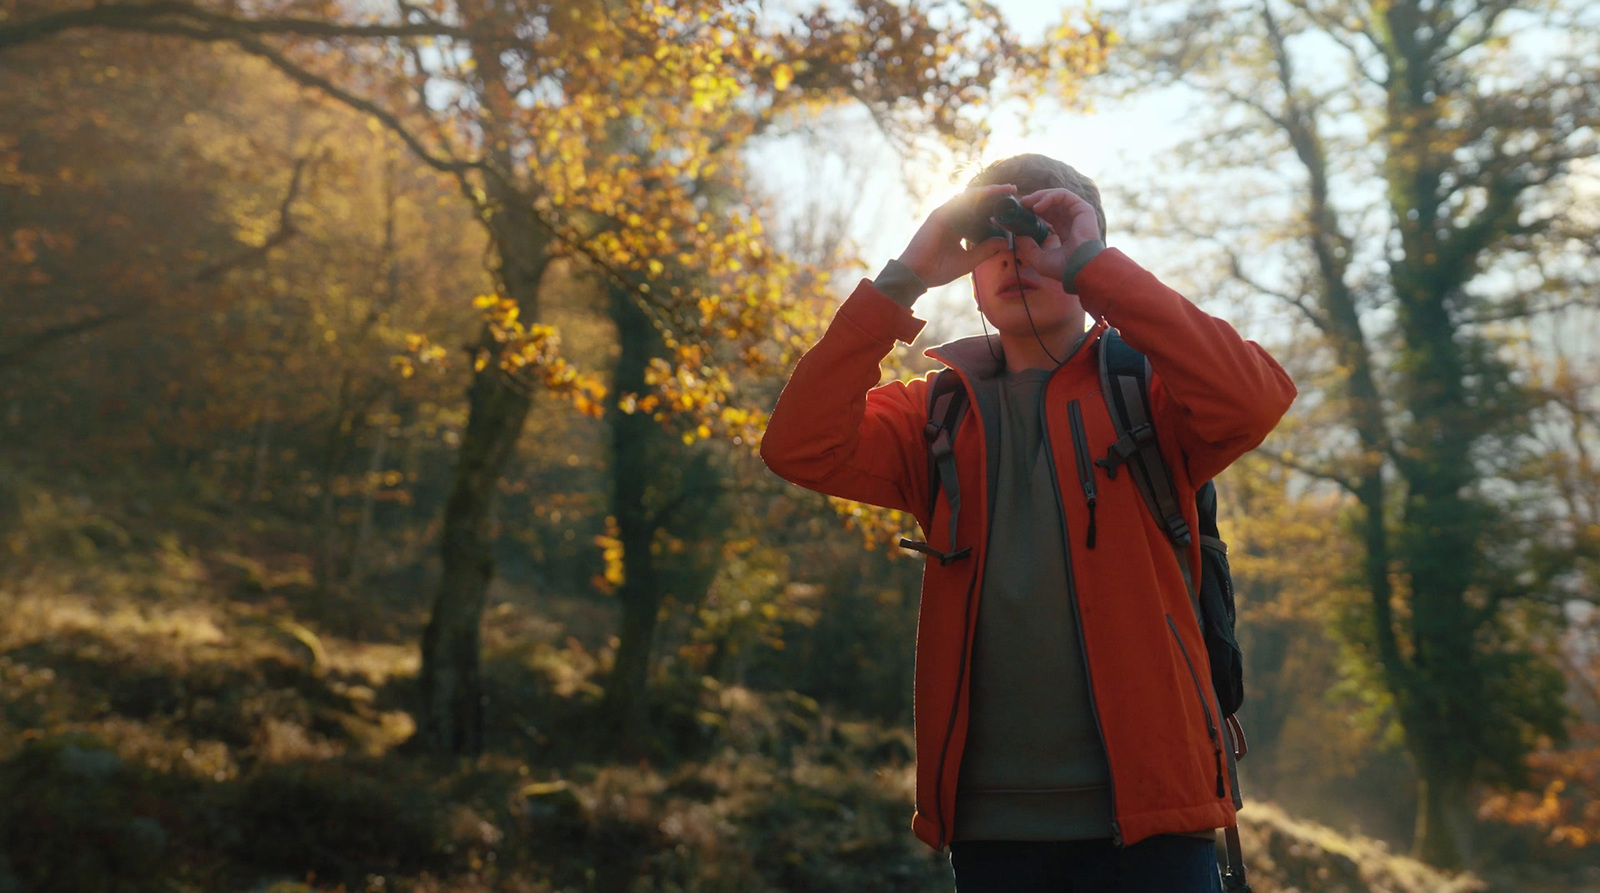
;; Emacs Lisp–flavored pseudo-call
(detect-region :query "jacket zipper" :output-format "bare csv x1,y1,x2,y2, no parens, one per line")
1167,614,1227,799
1041,388,1122,846
931,564,981,848
1067,400,1097,549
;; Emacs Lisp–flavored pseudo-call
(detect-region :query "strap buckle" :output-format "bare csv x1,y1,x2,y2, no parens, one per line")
1163,513,1192,547
1094,422,1155,479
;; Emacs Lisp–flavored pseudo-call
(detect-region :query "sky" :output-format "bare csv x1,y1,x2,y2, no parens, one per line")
749,0,1596,365
885,90,1195,341
750,0,1198,344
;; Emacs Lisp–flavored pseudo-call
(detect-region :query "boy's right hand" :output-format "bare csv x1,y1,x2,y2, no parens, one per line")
894,184,1019,288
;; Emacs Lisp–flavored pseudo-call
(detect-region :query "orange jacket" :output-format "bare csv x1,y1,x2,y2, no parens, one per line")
761,248,1296,850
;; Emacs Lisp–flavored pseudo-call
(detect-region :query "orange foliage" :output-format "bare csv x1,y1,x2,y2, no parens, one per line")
1480,730,1600,847
474,294,607,417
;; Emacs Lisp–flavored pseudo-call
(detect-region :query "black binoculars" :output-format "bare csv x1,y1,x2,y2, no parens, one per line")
954,193,1051,247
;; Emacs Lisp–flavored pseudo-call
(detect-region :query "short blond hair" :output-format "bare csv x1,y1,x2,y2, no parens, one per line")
968,154,1107,241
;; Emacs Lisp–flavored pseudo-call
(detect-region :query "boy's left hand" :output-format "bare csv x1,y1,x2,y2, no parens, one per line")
1012,188,1103,280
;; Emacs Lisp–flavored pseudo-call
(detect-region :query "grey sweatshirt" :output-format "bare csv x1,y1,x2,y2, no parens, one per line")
872,261,1113,841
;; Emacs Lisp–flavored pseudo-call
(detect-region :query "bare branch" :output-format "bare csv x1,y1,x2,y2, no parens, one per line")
0,1,466,53
1432,0,1519,67
224,32,480,177
0,308,140,372
1225,250,1333,333
1214,83,1295,133
6,151,326,369
194,150,313,281
36,11,481,180
1256,446,1361,494
1280,0,1388,87
1462,292,1600,326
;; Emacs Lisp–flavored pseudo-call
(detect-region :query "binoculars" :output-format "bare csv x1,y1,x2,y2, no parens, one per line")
954,193,1051,247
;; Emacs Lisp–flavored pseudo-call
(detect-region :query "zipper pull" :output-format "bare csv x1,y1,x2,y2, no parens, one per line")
1086,499,1097,549
1215,750,1225,798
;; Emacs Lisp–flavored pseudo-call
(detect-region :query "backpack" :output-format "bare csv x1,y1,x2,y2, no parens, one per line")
899,329,1254,891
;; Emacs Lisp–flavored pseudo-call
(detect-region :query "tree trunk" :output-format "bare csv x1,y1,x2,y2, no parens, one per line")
248,409,273,503
600,280,663,737
415,147,552,752
418,347,532,753
1394,309,1483,868
315,370,356,591
347,390,393,587
1413,757,1476,868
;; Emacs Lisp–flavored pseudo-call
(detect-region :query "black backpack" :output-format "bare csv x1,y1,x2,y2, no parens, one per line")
899,329,1253,890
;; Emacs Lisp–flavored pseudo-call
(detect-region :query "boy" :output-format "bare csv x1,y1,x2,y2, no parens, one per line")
760,155,1296,891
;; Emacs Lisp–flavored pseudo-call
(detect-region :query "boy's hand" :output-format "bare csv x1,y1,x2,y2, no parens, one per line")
895,184,1017,288
1012,188,1103,281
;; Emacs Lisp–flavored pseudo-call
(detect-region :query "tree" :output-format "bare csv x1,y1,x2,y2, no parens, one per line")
1478,304,1600,849
398,0,1110,747
1104,0,1600,867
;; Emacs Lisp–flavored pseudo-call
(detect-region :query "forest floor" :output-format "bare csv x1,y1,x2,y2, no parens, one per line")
1,470,1595,892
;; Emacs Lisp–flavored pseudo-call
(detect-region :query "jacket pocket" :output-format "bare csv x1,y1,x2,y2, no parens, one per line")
1167,614,1226,799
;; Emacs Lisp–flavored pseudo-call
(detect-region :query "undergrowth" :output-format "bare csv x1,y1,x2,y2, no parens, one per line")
0,468,1581,892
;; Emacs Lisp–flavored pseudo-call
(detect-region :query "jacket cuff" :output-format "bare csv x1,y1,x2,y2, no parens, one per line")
872,259,929,307
1060,239,1105,294
839,279,928,344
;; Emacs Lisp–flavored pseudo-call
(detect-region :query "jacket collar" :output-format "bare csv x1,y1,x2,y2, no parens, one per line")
925,334,1006,383
926,320,1110,383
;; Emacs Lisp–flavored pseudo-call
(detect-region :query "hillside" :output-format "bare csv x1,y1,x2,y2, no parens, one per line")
0,469,1587,892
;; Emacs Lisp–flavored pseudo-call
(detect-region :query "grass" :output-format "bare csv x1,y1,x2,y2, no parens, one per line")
0,472,950,891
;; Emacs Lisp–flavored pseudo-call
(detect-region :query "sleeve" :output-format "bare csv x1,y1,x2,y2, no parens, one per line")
1075,249,1297,484
760,279,935,516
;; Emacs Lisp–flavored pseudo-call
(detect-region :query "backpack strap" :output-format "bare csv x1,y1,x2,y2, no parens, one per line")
1096,329,1196,596
1222,824,1252,891
898,369,972,565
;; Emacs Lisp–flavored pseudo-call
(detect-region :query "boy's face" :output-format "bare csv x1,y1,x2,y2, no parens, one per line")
971,243,1085,337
